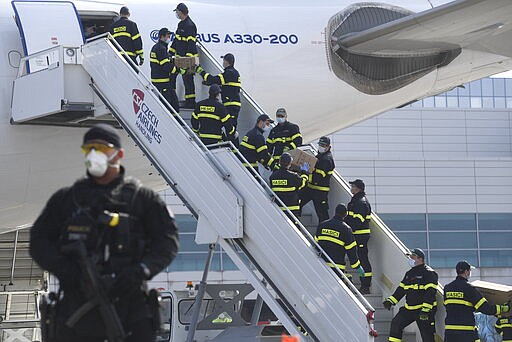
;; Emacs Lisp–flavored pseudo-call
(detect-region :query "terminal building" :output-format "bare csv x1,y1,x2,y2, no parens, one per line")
157,76,512,290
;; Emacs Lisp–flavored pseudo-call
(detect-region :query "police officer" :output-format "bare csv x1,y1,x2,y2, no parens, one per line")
191,84,235,145
170,3,198,108
150,27,184,113
300,136,334,223
196,53,241,133
267,108,302,163
315,204,365,281
110,6,144,65
496,315,512,342
345,179,372,294
30,124,179,342
269,153,309,217
239,114,277,174
383,248,438,342
444,260,510,342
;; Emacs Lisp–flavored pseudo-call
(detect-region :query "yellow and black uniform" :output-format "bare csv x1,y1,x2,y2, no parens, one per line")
200,65,241,128
345,191,372,288
444,276,504,341
170,16,198,103
191,98,234,145
315,216,361,279
300,150,334,223
269,167,308,216
150,40,185,113
386,263,438,342
267,121,302,162
239,127,277,174
496,316,512,342
110,17,143,63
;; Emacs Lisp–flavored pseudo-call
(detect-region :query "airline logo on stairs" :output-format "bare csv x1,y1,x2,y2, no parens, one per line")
132,89,162,144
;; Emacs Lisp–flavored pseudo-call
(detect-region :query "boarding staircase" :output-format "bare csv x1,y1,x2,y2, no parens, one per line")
0,227,47,342
9,35,447,341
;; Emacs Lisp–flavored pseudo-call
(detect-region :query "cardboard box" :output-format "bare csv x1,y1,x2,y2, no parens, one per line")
174,56,198,70
287,148,317,174
471,280,512,317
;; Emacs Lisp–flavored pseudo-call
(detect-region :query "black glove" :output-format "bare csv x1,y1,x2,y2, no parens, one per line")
138,57,144,66
110,264,146,298
383,299,393,311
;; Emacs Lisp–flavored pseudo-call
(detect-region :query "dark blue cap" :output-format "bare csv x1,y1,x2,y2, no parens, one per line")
83,124,121,148
174,3,188,13
209,84,221,95
349,179,365,191
257,114,274,124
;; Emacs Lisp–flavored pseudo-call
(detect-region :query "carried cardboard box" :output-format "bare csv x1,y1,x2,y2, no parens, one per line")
471,280,512,317
174,56,199,70
288,148,317,174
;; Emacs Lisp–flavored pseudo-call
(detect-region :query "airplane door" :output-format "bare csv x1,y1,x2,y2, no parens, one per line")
12,1,84,72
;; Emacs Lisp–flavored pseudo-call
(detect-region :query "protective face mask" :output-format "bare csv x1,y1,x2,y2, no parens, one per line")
262,125,271,132
407,259,416,267
175,12,181,19
85,149,117,177
165,38,171,44
318,146,328,153
276,117,286,124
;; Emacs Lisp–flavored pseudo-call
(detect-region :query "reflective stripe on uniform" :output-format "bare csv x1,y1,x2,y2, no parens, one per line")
152,78,171,83
280,205,300,211
185,94,196,99
175,34,197,42
400,283,437,290
112,32,131,38
353,229,371,235
314,169,326,177
132,33,141,40
363,272,372,277
224,101,241,107
444,299,474,307
474,298,487,310
186,53,199,57
307,184,330,191
224,82,241,87
405,303,423,310
445,325,476,331
351,260,361,268
199,133,222,140
316,235,345,247
345,241,357,250
272,187,297,192
241,141,255,150
256,145,268,153
348,211,366,223
388,296,398,304
388,337,401,342
326,262,346,270
243,162,258,167
120,51,136,56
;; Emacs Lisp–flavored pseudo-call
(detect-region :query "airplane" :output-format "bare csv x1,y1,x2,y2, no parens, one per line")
1,0,512,235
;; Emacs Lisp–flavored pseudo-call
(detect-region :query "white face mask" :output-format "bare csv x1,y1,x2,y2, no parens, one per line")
318,146,328,153
262,124,271,132
164,38,171,44
407,258,416,267
85,149,117,178
175,12,181,19
276,117,286,124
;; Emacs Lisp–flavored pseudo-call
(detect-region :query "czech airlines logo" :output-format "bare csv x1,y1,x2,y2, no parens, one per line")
132,89,162,144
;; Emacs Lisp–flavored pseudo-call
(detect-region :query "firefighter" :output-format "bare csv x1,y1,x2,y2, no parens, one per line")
150,27,185,114
239,114,277,174
315,204,365,281
269,153,309,217
496,315,512,342
191,84,235,145
30,124,179,342
300,136,334,223
109,6,144,65
383,248,438,342
170,3,198,108
267,108,302,163
196,53,242,136
444,260,510,342
345,178,372,294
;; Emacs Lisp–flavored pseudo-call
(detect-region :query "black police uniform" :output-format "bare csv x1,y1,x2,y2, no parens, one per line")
496,316,512,342
110,17,143,64
150,40,184,113
300,150,334,223
267,121,302,162
169,16,198,103
191,97,235,145
200,65,241,129
269,167,308,216
387,264,438,342
345,191,372,288
444,276,504,341
315,216,361,279
30,168,179,342
240,126,277,174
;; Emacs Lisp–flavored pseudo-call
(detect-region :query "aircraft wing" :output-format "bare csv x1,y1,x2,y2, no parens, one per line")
337,0,512,57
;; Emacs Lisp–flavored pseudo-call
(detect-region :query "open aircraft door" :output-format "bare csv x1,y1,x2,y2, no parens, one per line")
11,1,94,123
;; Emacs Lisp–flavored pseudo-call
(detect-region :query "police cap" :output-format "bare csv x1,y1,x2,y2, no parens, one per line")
276,108,287,117
318,136,330,147
456,260,475,274
279,152,292,166
209,84,221,95
158,27,171,37
83,124,122,148
349,179,365,191
221,53,235,65
409,248,425,260
174,3,188,14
